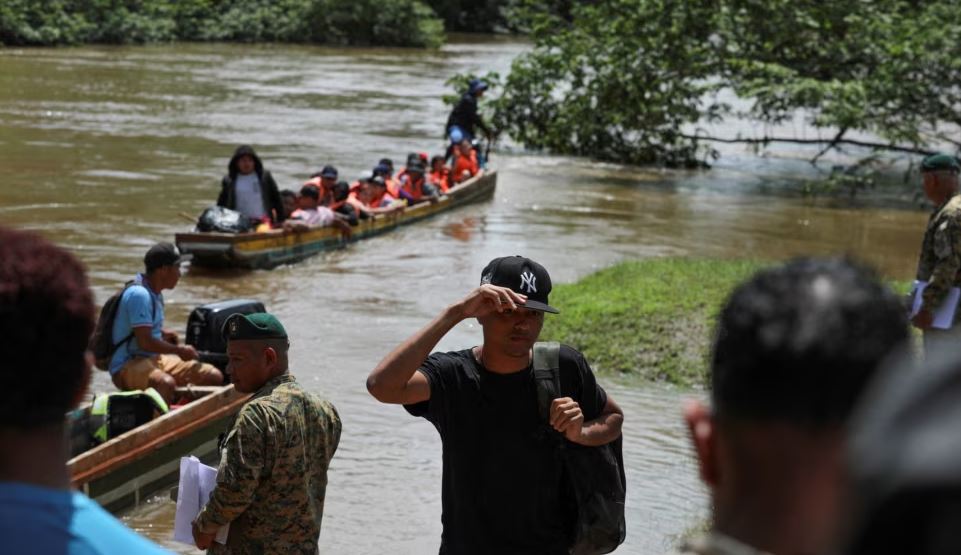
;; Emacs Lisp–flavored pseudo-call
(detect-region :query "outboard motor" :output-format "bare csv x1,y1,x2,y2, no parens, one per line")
185,299,266,379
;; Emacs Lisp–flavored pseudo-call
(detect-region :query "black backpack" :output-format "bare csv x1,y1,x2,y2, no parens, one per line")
89,281,155,371
533,342,627,555
196,205,254,233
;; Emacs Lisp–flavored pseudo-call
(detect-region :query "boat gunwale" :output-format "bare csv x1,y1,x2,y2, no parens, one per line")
68,384,250,487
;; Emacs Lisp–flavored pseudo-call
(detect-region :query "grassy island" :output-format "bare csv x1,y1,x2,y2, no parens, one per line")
541,259,762,387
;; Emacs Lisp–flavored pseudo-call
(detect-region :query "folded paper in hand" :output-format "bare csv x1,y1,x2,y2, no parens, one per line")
173,456,229,545
909,280,961,330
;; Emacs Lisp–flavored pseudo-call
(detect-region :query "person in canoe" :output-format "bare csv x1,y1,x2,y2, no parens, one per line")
446,79,493,145
396,160,440,205
450,137,482,185
284,184,352,238
347,175,404,218
216,145,286,227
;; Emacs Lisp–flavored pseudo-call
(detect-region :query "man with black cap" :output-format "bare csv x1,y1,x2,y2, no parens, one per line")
367,256,624,554
192,312,341,553
445,79,493,144
911,152,961,346
109,243,223,402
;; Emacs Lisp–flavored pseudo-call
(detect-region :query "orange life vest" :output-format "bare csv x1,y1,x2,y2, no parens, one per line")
451,150,479,184
429,168,450,193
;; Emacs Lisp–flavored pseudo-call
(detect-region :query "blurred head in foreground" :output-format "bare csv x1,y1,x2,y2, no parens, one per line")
683,257,908,554
842,344,961,555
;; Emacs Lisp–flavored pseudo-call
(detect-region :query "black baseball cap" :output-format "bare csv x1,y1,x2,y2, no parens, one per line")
144,242,192,271
320,165,338,179
480,256,559,314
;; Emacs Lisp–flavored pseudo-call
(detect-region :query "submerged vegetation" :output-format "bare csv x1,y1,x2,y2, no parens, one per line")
540,259,762,387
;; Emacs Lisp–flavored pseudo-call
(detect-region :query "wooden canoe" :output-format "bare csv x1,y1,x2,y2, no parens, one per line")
67,385,250,514
176,170,497,269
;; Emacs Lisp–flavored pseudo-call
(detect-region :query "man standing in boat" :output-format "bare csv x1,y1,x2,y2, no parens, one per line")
193,313,341,554
0,227,170,555
216,145,286,226
910,153,961,350
446,79,492,144
366,256,624,554
109,243,223,402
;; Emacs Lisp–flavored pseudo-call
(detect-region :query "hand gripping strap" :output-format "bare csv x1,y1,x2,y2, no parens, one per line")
533,341,561,424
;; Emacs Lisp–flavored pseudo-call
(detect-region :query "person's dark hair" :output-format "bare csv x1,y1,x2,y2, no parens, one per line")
0,227,95,428
333,180,350,202
280,189,297,200
430,155,445,167
711,257,908,429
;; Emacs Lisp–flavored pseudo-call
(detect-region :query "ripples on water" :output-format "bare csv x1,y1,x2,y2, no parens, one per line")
0,36,931,554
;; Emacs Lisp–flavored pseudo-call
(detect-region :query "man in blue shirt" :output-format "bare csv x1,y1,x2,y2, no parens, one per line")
0,226,170,555
110,242,223,402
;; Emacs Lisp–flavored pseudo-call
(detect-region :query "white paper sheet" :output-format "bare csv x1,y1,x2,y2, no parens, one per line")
173,456,230,546
910,280,961,329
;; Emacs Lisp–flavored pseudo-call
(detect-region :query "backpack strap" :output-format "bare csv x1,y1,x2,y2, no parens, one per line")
110,281,157,353
532,341,561,424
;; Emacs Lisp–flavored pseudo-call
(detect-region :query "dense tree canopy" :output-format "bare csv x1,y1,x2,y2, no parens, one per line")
0,0,444,47
492,0,961,166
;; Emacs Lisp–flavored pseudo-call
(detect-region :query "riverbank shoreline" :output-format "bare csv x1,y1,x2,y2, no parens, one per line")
541,258,762,387
542,258,915,388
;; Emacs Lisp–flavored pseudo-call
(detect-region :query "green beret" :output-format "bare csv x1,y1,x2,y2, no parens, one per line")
222,312,288,342
921,153,960,173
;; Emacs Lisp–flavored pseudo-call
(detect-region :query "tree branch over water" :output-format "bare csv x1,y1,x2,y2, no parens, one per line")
678,132,936,157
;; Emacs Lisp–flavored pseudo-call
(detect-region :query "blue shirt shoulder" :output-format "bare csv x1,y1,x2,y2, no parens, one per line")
108,274,165,374
0,483,171,555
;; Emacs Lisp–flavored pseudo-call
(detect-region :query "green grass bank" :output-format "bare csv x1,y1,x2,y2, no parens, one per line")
541,259,763,388
542,258,915,388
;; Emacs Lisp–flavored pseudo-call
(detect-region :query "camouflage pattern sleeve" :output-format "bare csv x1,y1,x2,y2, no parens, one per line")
921,215,961,312
194,405,268,533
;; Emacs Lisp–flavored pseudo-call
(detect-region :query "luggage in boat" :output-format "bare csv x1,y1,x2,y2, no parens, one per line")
89,388,169,444
186,299,266,372
196,206,253,234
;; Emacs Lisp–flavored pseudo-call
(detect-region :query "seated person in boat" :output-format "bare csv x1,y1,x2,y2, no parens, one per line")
347,175,403,218
330,180,359,226
376,159,400,197
451,138,482,185
429,154,451,193
396,160,439,205
0,227,171,555
217,145,286,227
109,243,224,403
280,189,298,220
192,313,341,553
285,185,352,237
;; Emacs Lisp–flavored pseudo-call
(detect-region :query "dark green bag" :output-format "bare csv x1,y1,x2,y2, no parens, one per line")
533,342,627,555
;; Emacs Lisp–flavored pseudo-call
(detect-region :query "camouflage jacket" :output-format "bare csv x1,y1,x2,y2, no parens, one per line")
675,532,772,555
917,193,961,314
195,373,341,555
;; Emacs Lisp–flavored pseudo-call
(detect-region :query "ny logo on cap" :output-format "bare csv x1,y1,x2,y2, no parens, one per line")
520,271,537,294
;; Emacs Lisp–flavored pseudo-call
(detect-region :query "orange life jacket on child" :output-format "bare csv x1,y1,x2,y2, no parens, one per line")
451,149,479,184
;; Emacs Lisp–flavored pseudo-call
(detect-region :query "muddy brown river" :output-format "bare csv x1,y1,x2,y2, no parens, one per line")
0,36,929,554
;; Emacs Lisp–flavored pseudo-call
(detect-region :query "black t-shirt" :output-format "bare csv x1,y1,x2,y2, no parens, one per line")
404,345,608,555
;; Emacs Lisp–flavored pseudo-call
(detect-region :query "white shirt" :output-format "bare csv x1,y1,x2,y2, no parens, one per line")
234,173,266,220
290,206,335,227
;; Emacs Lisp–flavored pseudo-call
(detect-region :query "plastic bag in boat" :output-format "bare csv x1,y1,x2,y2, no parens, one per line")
196,206,253,234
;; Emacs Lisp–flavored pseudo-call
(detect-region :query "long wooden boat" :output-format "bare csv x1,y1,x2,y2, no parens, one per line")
176,170,497,269
67,385,250,514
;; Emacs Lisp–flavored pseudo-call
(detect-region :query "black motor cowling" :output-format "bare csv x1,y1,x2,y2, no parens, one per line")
186,299,266,375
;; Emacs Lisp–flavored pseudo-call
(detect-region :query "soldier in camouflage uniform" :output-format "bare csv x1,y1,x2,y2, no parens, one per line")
911,153,961,347
192,313,341,555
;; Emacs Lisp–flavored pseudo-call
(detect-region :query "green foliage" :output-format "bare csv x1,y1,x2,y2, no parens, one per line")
494,0,724,166
496,0,961,166
0,0,444,47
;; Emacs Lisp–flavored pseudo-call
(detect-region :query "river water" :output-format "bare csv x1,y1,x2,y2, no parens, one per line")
0,36,930,554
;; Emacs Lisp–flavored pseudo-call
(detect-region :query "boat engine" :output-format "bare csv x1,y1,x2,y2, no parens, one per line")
186,299,266,378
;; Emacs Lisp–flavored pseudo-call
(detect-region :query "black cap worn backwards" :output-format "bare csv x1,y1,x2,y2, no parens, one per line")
144,242,192,271
480,256,559,314
222,312,288,342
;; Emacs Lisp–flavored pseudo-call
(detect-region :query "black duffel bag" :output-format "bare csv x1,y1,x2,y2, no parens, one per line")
534,342,627,555
196,206,253,233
